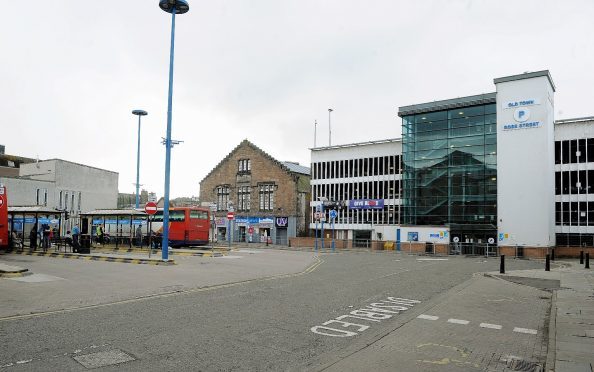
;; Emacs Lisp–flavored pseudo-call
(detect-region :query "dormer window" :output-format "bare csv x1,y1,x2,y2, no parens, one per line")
238,159,251,173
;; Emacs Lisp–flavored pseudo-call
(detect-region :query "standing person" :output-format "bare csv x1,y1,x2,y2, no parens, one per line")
135,225,142,247
96,225,103,245
29,224,38,252
72,224,80,245
42,224,51,252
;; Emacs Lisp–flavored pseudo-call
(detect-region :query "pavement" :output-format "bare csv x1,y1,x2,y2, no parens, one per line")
489,260,594,372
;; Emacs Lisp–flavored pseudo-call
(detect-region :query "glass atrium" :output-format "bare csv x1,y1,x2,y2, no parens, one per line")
401,102,497,242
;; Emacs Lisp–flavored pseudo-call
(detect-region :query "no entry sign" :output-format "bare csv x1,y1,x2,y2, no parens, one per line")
145,202,158,215
227,212,235,220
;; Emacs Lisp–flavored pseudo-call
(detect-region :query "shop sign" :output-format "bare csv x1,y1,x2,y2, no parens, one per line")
275,217,288,228
349,199,384,209
407,232,418,242
503,98,540,109
259,217,274,225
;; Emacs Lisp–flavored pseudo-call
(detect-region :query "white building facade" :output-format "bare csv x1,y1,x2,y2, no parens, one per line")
310,70,594,254
310,139,402,245
0,159,119,231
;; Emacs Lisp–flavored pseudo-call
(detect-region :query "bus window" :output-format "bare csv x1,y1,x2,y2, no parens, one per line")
152,210,185,222
190,210,208,220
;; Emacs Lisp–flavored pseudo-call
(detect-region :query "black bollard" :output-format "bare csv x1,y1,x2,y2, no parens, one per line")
586,253,590,269
580,250,584,265
551,248,555,261
500,254,505,274
545,254,550,271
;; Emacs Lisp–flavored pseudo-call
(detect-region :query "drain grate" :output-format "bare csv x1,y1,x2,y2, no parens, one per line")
506,358,542,372
73,349,135,369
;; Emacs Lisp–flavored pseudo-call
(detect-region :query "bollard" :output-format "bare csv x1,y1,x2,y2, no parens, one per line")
586,253,590,269
580,250,584,265
500,255,505,274
545,254,550,271
551,248,555,261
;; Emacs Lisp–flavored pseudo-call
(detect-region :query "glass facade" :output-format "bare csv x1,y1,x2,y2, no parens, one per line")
402,103,497,242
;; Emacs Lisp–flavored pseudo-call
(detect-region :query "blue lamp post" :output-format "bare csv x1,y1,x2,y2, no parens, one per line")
132,109,148,209
159,0,189,261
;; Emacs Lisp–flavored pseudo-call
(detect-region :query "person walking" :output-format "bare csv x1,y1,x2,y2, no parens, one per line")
96,225,103,245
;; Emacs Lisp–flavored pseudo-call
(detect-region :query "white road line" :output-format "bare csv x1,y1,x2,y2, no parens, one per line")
513,327,537,335
447,318,469,325
480,323,502,330
417,314,439,320
416,258,449,261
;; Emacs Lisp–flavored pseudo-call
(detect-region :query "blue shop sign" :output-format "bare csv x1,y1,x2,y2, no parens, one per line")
349,199,384,209
407,232,419,242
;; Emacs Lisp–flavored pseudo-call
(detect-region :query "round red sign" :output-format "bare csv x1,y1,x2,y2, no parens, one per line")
145,202,158,215
227,212,235,220
248,227,254,234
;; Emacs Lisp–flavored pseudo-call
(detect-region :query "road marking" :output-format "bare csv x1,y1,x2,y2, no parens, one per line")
311,297,421,337
8,274,65,283
218,255,243,259
447,318,469,325
480,323,502,330
418,314,439,320
417,258,449,261
513,327,537,334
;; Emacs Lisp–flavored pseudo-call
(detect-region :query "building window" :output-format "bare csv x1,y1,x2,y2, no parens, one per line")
237,186,251,211
216,185,230,211
238,159,251,173
259,183,275,211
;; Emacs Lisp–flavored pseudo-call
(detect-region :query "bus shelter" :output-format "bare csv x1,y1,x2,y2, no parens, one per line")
8,206,64,249
80,209,148,249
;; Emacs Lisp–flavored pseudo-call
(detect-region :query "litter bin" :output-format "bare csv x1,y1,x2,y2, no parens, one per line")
79,234,91,254
425,242,435,254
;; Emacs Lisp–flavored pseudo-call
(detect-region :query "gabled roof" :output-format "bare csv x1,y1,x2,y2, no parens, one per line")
200,139,310,184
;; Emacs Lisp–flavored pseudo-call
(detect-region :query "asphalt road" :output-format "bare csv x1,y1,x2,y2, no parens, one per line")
0,251,546,371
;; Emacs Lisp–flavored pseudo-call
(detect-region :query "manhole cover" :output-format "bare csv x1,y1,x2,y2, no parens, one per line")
73,349,135,369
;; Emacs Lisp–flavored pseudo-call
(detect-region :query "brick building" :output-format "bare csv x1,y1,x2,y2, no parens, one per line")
199,140,310,244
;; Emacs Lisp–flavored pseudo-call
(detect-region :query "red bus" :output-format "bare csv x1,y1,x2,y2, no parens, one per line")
150,207,210,247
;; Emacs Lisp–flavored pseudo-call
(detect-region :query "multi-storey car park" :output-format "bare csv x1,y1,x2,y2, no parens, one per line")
310,70,593,257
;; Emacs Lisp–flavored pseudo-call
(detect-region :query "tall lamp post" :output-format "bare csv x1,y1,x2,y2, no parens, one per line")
328,108,333,146
132,110,148,209
158,0,189,261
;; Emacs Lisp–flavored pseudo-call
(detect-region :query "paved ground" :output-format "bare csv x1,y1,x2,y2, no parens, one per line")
0,250,557,371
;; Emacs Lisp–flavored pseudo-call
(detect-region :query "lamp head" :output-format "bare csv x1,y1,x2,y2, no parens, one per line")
132,110,148,116
159,0,189,14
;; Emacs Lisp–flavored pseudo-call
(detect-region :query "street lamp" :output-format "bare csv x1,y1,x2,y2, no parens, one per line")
158,0,189,261
132,109,148,209
328,108,333,146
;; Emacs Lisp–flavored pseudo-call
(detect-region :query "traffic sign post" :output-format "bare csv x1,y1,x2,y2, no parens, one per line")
329,209,337,252
144,202,158,215
227,212,234,249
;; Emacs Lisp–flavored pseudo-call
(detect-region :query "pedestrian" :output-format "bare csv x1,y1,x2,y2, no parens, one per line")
72,224,80,245
29,224,38,252
96,225,103,245
135,225,142,247
42,223,51,252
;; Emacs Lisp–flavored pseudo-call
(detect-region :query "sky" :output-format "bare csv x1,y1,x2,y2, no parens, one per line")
2,0,593,199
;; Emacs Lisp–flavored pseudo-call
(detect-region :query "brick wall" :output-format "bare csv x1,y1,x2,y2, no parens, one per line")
199,140,310,234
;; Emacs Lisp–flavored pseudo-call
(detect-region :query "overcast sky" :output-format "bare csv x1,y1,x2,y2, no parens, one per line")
2,0,592,199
